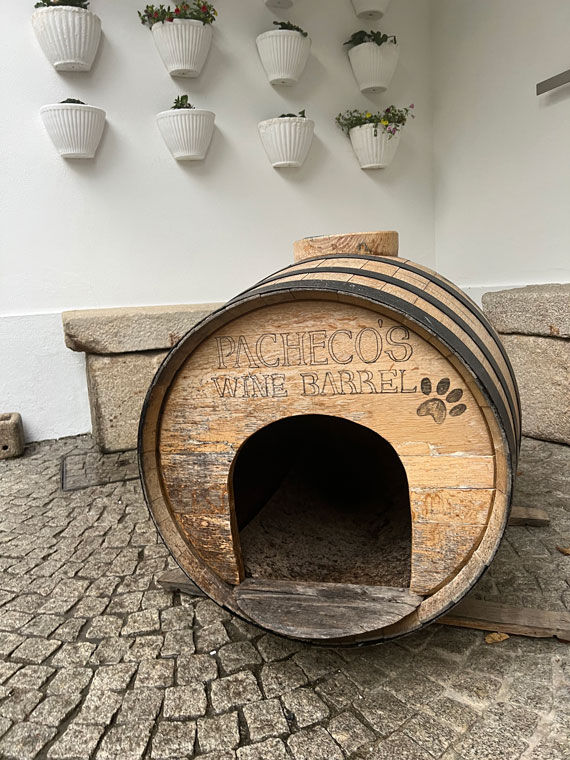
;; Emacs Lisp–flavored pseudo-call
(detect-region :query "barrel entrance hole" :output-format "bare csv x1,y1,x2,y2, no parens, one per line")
230,415,412,589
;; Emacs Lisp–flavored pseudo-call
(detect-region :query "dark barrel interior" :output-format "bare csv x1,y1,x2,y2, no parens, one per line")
230,415,412,588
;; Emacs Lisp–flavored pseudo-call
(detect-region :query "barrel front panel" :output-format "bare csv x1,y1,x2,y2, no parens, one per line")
155,298,498,598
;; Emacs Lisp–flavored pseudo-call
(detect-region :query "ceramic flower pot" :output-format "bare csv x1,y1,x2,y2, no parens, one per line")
31,6,101,71
351,0,392,19
156,109,215,160
256,30,311,86
258,117,314,168
348,41,399,93
40,103,106,159
151,18,213,78
349,124,401,169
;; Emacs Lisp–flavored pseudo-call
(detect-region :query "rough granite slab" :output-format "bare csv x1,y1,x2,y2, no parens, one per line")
86,351,168,452
482,283,569,338
501,334,569,444
63,303,224,354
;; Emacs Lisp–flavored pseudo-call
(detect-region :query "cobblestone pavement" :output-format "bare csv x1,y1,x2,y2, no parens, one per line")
0,435,568,760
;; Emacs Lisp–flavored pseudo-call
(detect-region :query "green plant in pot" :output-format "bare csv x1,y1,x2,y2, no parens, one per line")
256,20,311,86
336,104,414,169
258,109,314,168
32,0,101,71
344,29,399,93
156,94,215,160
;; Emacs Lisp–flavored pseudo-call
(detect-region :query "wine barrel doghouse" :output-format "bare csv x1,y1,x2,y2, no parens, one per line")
139,232,521,644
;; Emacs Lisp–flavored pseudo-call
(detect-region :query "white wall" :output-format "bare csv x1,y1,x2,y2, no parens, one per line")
0,0,434,441
432,0,570,292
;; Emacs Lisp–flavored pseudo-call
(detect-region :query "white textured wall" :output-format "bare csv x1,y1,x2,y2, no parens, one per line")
0,0,434,441
432,0,570,291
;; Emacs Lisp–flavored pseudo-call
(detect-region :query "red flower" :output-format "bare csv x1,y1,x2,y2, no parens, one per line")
174,7,180,12
201,4,208,11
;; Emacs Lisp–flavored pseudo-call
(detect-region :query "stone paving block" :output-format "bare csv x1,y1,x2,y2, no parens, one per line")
328,709,376,754
0,721,56,759
46,666,93,695
163,683,207,719
160,606,194,632
281,688,329,728
315,671,359,710
161,629,196,658
151,720,197,758
0,687,43,721
52,642,96,668
403,712,458,757
0,661,21,684
29,694,82,726
456,721,529,760
211,670,263,713
5,663,54,690
287,726,343,760
256,634,303,663
84,614,123,640
260,661,308,699
0,717,11,740
194,600,231,627
353,691,414,737
218,641,262,675
97,720,154,760
10,635,61,664
0,632,24,657
122,610,161,637
177,653,218,684
125,635,164,662
75,688,122,724
197,712,241,753
237,738,289,760
47,721,106,759
116,688,164,724
135,658,174,688
243,698,289,742
360,733,435,759
424,696,479,732
292,648,344,680
91,637,131,665
90,663,137,692
195,621,230,653
52,618,87,643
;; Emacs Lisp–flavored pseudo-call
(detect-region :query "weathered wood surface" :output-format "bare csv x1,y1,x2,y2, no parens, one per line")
140,247,520,642
293,231,399,262
157,569,206,596
234,578,423,641
508,506,550,527
439,599,570,640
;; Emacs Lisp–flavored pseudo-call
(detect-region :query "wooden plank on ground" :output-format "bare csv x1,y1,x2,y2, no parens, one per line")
233,578,422,641
508,506,550,527
439,599,570,640
158,569,206,597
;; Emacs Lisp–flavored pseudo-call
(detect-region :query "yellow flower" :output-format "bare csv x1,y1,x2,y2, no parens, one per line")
365,112,372,118
381,119,389,125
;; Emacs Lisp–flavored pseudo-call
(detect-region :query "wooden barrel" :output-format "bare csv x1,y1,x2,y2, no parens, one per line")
139,240,520,644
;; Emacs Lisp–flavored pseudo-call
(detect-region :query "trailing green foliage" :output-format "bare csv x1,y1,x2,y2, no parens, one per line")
344,30,396,49
60,98,86,104
138,2,217,27
172,95,194,109
34,0,90,8
273,21,308,37
279,109,307,118
336,104,414,138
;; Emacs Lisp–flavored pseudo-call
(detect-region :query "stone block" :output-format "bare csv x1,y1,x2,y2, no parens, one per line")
482,283,569,338
86,351,167,452
0,413,24,460
63,303,223,354
501,334,569,444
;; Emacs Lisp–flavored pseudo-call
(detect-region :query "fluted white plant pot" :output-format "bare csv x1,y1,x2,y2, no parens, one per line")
258,117,314,168
256,30,311,86
31,6,101,71
265,0,293,7
348,41,399,93
349,125,401,169
40,103,106,159
351,0,392,19
151,19,212,78
156,109,215,160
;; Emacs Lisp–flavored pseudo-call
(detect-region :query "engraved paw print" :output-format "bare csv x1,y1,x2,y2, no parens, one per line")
416,377,467,424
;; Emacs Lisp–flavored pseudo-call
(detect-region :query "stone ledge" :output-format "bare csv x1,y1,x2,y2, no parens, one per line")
63,303,224,355
482,283,569,338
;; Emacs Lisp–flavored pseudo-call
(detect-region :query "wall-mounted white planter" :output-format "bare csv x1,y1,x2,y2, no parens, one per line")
156,109,215,160
351,0,392,19
265,0,293,7
348,41,399,93
258,117,314,168
349,125,401,169
31,6,101,71
151,19,212,78
40,103,106,159
256,30,311,86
